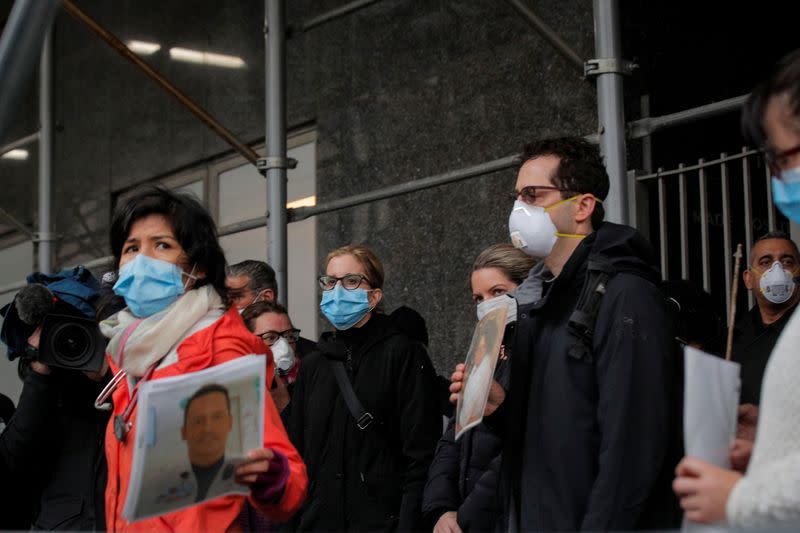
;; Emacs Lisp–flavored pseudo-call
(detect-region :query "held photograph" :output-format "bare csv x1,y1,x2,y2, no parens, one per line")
122,355,265,522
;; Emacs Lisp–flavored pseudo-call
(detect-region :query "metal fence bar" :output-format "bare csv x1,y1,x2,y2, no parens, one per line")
742,147,754,309
658,169,668,279
636,149,759,181
678,163,689,279
721,153,732,314
699,159,710,292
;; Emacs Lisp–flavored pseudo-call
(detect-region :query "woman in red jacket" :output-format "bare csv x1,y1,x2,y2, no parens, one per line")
98,187,306,532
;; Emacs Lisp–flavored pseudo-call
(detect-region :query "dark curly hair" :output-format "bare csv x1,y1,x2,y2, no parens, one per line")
109,187,228,302
519,136,609,228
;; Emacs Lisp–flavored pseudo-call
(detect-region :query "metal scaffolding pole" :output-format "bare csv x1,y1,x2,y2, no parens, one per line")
0,0,61,143
592,0,628,224
264,0,288,306
38,27,54,274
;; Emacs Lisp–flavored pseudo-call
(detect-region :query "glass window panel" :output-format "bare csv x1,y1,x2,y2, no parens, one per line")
176,179,204,203
220,227,267,265
217,164,265,228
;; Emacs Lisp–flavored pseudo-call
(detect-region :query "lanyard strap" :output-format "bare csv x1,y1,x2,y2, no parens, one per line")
94,318,144,411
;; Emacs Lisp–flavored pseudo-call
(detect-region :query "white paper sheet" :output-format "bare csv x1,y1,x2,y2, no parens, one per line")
682,346,741,532
122,355,266,522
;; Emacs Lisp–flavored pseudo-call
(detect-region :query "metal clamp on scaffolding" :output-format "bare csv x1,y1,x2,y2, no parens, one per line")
257,156,297,176
584,57,637,77
32,231,57,243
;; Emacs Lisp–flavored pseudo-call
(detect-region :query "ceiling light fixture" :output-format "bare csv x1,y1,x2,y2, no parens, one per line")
169,47,246,69
127,40,161,55
1,149,29,161
286,195,316,209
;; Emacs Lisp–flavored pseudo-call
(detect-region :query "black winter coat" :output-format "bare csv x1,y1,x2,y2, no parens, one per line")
731,303,797,405
288,313,442,532
0,370,109,530
491,222,673,531
421,344,512,532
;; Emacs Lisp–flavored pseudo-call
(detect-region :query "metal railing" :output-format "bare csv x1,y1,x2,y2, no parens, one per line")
636,147,783,315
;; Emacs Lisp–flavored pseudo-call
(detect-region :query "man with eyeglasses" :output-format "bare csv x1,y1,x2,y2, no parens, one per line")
242,300,314,420
450,137,674,530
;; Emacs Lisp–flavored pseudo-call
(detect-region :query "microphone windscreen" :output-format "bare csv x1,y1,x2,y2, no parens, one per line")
15,283,55,326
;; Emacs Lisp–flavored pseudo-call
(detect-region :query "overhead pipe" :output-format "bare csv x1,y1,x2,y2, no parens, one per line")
0,0,61,142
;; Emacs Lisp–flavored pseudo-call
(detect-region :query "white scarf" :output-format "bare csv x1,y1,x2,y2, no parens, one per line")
100,285,224,377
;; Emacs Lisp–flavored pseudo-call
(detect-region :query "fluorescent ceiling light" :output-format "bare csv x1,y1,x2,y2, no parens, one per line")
169,47,246,69
127,40,161,55
286,195,316,209
1,149,28,161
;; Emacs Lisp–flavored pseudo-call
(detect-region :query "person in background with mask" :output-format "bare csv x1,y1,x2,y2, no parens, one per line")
242,300,302,421
423,243,534,533
731,231,800,440
450,137,672,531
226,259,317,358
226,260,278,309
288,244,441,532
100,188,307,531
674,48,800,529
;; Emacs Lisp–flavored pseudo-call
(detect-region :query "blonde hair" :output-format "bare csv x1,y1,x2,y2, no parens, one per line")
325,244,385,289
472,243,536,285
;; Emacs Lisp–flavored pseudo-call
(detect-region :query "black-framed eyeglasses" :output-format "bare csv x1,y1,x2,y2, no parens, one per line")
255,328,301,345
512,185,570,204
318,274,370,291
765,143,800,178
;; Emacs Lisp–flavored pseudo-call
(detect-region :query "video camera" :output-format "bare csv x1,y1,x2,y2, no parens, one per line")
1,266,106,373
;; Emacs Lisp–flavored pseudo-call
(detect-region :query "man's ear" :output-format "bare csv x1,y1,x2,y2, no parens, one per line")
181,425,187,441
743,268,755,291
259,288,275,302
573,194,597,224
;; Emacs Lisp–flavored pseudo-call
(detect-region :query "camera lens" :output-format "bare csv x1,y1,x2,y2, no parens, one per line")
51,323,92,365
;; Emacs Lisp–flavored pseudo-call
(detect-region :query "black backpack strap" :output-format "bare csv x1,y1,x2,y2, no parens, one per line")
567,257,616,362
331,361,375,430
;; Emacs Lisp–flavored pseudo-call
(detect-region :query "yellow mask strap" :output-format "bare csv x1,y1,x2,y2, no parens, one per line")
544,194,581,212
546,194,603,239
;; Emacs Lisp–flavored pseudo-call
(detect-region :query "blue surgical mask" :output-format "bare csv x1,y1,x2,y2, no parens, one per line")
772,165,800,224
320,285,373,330
113,254,197,318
